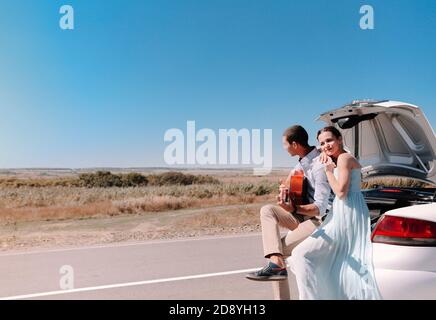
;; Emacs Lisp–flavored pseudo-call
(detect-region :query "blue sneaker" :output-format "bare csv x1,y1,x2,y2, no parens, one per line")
245,262,288,281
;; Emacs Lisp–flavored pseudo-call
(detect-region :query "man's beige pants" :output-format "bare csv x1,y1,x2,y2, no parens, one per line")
260,204,320,300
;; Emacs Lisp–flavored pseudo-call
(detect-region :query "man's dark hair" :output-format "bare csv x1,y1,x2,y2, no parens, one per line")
283,125,310,147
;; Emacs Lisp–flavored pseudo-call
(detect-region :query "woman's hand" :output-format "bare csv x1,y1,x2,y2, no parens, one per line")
319,151,329,164
324,156,336,173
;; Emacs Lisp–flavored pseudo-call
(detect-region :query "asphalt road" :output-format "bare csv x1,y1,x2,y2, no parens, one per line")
0,233,299,300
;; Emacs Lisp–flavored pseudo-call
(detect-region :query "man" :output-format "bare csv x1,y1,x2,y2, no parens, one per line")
246,125,332,300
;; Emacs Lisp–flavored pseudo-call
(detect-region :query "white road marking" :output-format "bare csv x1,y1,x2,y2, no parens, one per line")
0,267,260,300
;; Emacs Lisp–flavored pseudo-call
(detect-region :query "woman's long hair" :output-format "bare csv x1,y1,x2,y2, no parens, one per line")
316,126,342,140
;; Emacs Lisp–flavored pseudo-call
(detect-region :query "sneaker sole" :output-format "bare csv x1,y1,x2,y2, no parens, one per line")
245,275,288,281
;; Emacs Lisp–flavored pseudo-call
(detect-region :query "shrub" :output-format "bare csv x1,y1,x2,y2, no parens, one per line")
254,184,273,196
79,171,123,188
147,172,220,186
0,171,218,188
120,173,148,187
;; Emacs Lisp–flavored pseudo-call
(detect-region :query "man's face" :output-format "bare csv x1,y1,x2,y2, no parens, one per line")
282,136,297,156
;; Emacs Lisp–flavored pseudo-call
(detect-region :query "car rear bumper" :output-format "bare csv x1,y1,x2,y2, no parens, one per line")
373,243,436,299
375,268,436,299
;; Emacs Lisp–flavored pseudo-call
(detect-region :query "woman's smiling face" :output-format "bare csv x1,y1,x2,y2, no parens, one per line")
318,131,342,157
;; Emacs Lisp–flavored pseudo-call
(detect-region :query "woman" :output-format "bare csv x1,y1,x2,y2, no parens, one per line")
289,126,382,300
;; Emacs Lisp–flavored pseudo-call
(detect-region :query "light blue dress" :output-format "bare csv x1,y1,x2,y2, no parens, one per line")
289,168,382,300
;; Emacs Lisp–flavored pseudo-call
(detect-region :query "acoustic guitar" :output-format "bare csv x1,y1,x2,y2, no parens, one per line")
284,173,309,222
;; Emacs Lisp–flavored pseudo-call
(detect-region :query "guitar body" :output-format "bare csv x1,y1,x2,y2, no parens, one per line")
287,174,309,222
289,174,308,206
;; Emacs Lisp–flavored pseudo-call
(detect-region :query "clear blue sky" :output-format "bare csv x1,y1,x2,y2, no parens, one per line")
0,0,435,168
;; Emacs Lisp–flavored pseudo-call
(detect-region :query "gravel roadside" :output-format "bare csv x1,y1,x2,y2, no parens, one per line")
0,202,269,253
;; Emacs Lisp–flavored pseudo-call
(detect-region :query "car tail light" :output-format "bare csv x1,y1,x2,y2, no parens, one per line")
380,189,402,193
371,215,436,246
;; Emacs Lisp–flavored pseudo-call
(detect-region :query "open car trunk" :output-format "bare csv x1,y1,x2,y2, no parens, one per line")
318,100,436,221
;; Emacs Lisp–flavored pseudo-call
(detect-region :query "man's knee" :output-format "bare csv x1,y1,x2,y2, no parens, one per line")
260,204,276,219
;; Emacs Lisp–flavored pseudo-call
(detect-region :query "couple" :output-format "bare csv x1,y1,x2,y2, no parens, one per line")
246,125,382,300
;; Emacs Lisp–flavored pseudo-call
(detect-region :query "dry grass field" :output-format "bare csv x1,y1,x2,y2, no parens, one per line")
0,169,283,250
0,170,283,223
0,169,431,251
